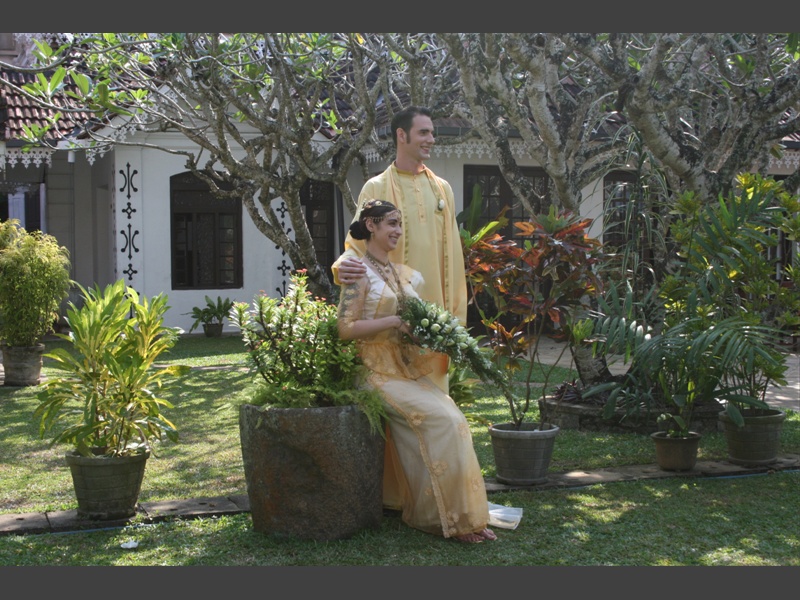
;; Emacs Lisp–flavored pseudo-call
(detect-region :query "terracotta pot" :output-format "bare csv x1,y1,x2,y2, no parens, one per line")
650,431,701,471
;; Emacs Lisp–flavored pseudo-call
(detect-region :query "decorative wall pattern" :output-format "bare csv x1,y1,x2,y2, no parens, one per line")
116,159,143,297
0,147,52,168
769,151,800,171
362,140,800,170
274,200,293,297
362,140,532,163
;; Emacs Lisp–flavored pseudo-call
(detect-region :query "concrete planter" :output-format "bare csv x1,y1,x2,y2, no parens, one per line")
718,409,786,466
65,450,150,520
539,396,723,434
239,403,385,541
1,343,45,387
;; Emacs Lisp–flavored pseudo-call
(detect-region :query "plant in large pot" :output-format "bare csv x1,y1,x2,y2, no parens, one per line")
0,219,72,386
186,295,235,337
675,173,800,465
459,206,605,485
682,174,800,465
229,269,387,541
589,174,796,468
34,279,190,520
619,317,735,472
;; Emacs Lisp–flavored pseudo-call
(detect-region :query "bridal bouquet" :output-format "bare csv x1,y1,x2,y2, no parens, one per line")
399,297,507,389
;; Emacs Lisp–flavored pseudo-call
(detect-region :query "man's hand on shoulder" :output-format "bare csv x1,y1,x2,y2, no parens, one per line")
337,257,366,285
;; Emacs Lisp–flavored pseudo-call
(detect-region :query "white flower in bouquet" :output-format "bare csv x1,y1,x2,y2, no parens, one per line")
399,297,507,389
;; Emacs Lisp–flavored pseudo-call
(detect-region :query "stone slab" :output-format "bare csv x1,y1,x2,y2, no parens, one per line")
46,508,132,532
139,496,246,520
0,512,51,535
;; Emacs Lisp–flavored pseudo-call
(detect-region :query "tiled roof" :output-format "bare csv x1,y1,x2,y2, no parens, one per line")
0,69,95,144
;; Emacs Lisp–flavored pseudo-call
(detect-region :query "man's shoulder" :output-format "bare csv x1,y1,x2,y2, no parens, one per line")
370,163,395,179
423,165,453,197
423,164,450,183
361,167,391,189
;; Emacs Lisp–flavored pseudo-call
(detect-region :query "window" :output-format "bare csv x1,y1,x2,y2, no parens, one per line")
770,175,796,282
170,172,242,290
301,179,335,280
602,171,637,250
462,165,554,330
463,165,553,241
0,183,41,232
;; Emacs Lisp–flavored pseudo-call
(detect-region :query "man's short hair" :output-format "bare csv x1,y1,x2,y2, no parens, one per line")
391,106,432,147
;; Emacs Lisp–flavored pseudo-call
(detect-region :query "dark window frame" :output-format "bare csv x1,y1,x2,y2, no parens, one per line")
602,170,638,251
170,172,243,290
463,164,553,242
462,164,555,330
300,179,335,282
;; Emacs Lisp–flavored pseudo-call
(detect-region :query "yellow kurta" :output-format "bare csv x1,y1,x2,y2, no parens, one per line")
337,263,489,538
333,163,468,392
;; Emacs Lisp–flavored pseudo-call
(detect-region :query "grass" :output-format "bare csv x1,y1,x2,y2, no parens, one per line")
0,334,798,566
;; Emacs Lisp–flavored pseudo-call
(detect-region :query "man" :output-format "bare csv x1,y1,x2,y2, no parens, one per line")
332,106,467,393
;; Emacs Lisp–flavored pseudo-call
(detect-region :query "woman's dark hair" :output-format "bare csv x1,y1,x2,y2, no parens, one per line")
349,199,400,240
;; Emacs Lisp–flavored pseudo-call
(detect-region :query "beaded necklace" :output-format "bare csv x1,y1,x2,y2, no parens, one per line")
364,250,407,305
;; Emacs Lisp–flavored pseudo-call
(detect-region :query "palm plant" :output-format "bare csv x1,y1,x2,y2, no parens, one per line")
586,174,798,429
674,174,799,424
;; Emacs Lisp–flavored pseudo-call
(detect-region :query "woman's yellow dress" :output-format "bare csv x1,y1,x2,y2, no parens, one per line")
338,262,490,538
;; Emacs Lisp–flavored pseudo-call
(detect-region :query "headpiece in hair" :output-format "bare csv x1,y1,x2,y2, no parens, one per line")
359,199,401,226
363,199,388,209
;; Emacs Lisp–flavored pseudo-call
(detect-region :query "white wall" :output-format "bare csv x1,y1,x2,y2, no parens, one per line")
113,139,276,334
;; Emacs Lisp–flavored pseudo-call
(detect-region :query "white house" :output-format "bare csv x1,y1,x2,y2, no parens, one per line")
3,33,799,335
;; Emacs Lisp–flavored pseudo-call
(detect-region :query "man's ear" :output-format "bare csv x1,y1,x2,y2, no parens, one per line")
397,127,406,144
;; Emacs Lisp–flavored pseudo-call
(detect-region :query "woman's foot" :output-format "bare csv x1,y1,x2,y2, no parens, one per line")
454,532,485,544
453,528,497,543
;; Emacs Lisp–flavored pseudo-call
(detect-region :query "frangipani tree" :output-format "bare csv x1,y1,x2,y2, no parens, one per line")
0,33,461,299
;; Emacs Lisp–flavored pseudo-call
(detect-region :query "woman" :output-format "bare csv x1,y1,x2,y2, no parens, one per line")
337,199,496,544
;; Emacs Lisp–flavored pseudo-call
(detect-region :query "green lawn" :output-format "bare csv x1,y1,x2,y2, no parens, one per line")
0,334,798,566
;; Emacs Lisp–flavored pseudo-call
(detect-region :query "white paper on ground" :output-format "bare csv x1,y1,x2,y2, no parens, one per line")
487,501,523,530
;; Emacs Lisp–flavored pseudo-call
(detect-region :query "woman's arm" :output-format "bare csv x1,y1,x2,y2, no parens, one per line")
337,279,408,340
339,313,405,341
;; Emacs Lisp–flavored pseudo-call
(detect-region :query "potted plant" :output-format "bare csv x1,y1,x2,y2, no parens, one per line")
0,219,72,386
186,295,235,337
591,174,796,468
690,175,799,465
459,207,605,485
229,269,387,541
34,279,190,520
620,317,731,471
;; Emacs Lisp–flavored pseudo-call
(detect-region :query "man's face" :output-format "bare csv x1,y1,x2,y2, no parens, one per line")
398,115,435,162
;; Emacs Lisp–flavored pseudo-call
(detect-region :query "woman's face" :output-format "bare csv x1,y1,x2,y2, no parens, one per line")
370,211,403,252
